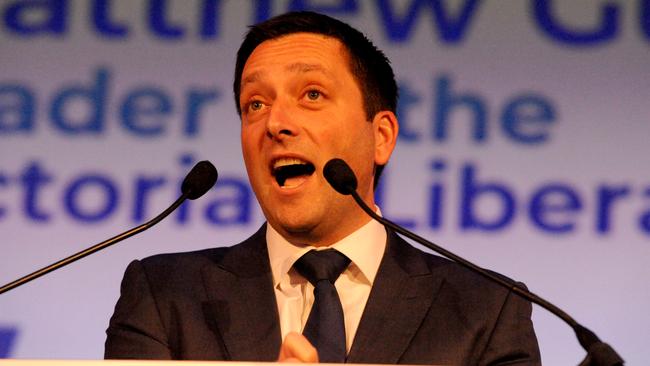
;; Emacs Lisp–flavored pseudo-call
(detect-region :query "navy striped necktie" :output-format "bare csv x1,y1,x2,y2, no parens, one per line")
294,249,351,363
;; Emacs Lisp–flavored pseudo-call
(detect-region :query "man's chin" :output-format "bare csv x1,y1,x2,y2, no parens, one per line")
272,220,328,246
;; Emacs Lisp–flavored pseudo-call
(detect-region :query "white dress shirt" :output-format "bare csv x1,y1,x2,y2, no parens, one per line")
266,217,387,352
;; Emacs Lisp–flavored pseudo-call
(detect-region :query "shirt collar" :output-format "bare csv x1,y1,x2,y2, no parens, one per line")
267,209,387,289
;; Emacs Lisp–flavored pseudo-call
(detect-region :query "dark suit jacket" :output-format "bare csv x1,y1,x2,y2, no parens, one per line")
105,226,541,365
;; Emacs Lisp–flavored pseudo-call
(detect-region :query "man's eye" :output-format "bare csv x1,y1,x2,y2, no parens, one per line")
249,101,264,111
306,90,321,100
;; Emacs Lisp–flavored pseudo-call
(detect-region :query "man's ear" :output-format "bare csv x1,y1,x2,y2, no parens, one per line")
372,111,399,165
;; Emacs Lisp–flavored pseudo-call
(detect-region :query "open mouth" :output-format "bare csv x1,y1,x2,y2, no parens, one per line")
272,158,316,188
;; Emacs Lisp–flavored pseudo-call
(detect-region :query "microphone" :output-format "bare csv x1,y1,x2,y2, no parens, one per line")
323,158,623,366
323,158,357,195
182,160,219,200
0,161,218,295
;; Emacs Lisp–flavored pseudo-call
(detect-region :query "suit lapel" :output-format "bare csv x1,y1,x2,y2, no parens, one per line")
200,226,282,361
347,230,444,364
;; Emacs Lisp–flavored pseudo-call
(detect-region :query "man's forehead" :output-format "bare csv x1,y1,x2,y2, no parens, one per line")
242,62,335,84
241,34,348,87
286,62,331,73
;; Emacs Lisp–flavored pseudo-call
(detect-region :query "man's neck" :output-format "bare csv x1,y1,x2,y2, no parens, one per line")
273,214,374,247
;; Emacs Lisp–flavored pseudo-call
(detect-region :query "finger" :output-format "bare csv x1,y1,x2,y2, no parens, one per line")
278,332,319,363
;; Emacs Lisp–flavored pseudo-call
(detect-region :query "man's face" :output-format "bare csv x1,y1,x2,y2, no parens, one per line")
239,33,396,246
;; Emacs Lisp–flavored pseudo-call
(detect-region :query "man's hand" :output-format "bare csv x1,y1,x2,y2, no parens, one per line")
277,332,319,363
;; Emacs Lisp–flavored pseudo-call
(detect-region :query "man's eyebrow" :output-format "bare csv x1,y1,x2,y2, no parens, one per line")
241,71,263,87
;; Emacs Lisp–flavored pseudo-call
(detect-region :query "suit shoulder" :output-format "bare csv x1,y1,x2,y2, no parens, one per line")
119,246,228,298
391,232,522,297
139,246,229,271
138,225,266,273
127,227,266,292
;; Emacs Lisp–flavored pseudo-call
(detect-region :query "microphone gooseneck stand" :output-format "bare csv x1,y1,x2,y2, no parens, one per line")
0,161,218,295
323,158,623,366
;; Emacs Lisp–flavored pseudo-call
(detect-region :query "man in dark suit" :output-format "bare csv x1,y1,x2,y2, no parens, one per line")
105,11,541,365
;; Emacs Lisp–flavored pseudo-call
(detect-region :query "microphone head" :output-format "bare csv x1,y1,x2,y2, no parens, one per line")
323,158,358,195
181,160,218,200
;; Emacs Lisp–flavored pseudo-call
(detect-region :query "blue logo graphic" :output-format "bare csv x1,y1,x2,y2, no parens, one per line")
0,327,18,358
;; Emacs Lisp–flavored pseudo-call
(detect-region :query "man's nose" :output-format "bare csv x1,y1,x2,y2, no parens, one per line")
266,100,299,140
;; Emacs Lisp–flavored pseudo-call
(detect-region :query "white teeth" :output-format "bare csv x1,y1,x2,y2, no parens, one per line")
273,158,308,169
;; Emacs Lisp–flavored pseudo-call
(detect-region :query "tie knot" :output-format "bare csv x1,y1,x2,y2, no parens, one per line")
294,249,351,286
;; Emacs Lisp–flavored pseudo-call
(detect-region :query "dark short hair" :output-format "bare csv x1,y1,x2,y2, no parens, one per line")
233,11,398,187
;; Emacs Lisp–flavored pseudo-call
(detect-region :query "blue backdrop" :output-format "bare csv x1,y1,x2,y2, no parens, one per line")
1,1,649,364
